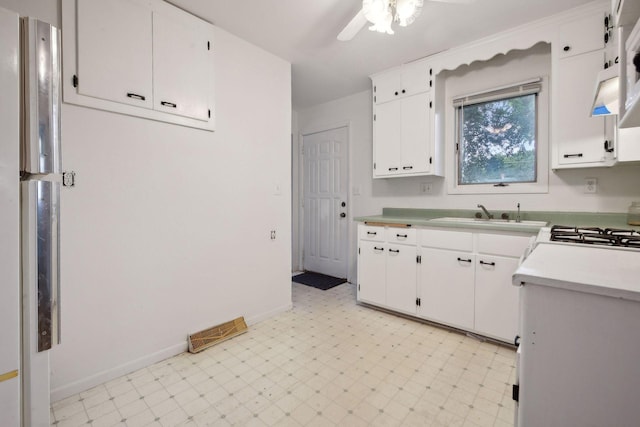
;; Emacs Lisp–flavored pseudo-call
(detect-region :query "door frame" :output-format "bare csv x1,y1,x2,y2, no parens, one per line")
297,121,352,281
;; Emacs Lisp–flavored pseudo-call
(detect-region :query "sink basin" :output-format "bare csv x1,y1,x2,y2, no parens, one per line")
430,217,548,227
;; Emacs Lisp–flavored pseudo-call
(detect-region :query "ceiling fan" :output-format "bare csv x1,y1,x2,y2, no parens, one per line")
338,0,476,41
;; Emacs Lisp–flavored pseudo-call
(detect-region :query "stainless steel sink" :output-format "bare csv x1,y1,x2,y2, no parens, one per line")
429,217,548,227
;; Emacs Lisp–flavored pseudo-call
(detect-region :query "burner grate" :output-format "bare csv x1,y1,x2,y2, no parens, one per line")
550,225,640,247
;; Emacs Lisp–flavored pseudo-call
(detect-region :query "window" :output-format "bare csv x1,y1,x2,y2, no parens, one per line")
451,78,548,194
457,94,536,185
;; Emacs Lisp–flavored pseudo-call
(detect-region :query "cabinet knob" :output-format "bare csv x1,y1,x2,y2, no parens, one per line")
395,91,398,96
402,89,406,94
563,45,571,52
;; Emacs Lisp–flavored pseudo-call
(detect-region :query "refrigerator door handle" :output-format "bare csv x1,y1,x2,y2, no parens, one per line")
25,180,61,352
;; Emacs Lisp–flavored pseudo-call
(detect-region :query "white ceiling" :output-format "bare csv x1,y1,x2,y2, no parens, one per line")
167,0,595,109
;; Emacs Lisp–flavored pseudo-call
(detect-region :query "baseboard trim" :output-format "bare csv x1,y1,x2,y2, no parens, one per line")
51,342,186,403
245,302,292,325
51,302,293,402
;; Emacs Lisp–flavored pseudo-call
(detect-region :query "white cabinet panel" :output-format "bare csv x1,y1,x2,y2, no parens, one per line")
401,92,431,174
77,0,152,108
477,233,531,257
420,248,475,329
153,12,212,121
359,225,385,242
386,243,417,315
373,68,402,104
358,240,386,306
374,100,402,176
474,255,519,342
555,51,609,166
420,229,473,252
401,60,431,96
385,228,417,245
557,11,605,58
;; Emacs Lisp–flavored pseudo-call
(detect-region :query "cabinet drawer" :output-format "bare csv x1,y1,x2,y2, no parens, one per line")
557,11,605,58
359,225,385,242
386,228,417,245
477,233,532,257
420,229,473,252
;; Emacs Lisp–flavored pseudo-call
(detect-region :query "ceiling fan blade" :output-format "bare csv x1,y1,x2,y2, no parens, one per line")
337,9,367,41
427,0,476,4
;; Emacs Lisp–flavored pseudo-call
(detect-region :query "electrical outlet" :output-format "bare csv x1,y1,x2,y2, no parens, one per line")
420,182,432,194
270,230,276,240
584,178,597,194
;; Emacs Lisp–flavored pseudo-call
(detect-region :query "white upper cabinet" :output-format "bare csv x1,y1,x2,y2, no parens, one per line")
373,60,431,104
152,12,212,122
76,0,153,109
371,59,440,178
557,11,605,58
62,0,215,131
552,7,615,169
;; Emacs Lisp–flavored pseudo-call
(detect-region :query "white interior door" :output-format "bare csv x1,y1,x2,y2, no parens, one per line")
303,127,348,278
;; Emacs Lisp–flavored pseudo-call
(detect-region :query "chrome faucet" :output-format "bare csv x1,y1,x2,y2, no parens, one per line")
516,203,521,223
477,204,494,219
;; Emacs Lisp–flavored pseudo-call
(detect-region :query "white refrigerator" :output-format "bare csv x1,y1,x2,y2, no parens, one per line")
0,6,62,427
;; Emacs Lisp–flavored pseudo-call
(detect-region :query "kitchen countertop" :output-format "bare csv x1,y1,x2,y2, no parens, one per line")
354,208,634,233
513,243,640,301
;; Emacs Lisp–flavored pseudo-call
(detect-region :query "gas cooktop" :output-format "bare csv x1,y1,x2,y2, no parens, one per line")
549,225,640,248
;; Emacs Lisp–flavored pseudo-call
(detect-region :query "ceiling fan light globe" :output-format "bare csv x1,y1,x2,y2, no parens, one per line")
395,0,423,26
362,0,389,24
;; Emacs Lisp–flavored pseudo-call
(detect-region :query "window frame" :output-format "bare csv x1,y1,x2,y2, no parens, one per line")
448,77,549,195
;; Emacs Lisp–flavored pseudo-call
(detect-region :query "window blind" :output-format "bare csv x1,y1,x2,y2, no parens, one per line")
452,78,542,108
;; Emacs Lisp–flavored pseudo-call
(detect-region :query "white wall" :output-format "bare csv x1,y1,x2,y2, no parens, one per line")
0,0,292,401
295,48,640,282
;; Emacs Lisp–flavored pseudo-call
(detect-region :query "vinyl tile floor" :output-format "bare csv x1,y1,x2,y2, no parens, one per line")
51,282,516,427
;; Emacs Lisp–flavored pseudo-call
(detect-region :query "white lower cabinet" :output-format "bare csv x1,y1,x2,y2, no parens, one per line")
358,240,387,306
386,243,418,315
419,248,475,330
357,225,418,314
357,223,533,343
474,255,520,342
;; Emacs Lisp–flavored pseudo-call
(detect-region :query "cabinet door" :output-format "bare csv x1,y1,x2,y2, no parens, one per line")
77,0,152,108
373,100,402,177
401,60,431,96
385,244,417,315
555,51,608,166
153,12,212,121
474,255,519,342
557,11,605,58
419,248,475,329
373,68,402,104
400,92,431,174
358,241,386,306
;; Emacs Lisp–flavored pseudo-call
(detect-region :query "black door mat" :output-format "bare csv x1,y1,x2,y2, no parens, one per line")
292,271,346,290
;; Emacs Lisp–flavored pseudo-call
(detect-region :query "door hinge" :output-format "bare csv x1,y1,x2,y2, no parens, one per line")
456,143,459,152
358,284,360,291
374,96,376,102
374,114,376,121
207,41,211,50
374,85,376,93
72,74,78,88
429,101,432,108
429,157,433,164
374,162,376,170
429,80,432,88
429,68,433,76
417,255,421,264
208,109,211,119
358,247,361,254
415,297,421,307
512,384,519,402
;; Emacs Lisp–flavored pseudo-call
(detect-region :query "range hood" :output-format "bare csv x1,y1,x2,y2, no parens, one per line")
591,63,620,117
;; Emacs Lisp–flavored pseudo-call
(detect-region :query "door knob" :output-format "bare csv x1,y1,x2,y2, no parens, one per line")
340,213,346,218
